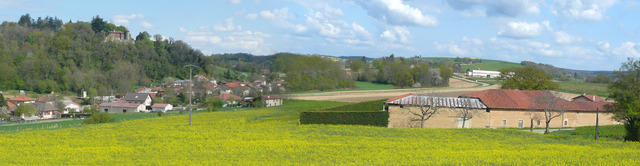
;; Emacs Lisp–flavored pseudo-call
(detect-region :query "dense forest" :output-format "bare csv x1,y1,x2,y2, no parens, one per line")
0,14,209,96
0,14,453,95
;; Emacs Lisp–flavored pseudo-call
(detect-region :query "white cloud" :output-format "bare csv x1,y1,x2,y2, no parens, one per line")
613,42,640,57
554,31,581,44
552,0,618,21
446,0,542,17
436,42,467,55
213,18,242,32
141,21,153,29
245,8,290,20
228,0,241,4
380,26,410,43
356,0,438,27
183,27,273,55
302,6,374,45
598,41,611,51
179,27,187,33
498,21,550,39
112,14,144,26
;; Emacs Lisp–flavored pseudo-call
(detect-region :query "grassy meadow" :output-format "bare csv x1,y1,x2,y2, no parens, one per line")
556,81,609,97
552,125,626,140
296,81,396,94
1,100,639,165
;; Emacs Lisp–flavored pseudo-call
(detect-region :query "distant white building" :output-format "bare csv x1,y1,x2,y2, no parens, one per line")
263,95,283,107
61,100,81,113
466,70,501,78
98,102,146,113
151,103,173,112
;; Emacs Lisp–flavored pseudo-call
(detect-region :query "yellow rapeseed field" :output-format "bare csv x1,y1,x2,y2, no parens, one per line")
0,100,639,165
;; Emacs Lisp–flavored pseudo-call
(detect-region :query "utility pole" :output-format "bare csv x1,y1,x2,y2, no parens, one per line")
184,65,199,126
595,96,600,140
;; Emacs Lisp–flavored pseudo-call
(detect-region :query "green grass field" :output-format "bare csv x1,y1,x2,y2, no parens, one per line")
296,81,396,94
1,100,639,165
551,125,626,140
556,81,609,97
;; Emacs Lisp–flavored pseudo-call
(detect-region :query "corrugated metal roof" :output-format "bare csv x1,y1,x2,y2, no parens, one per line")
386,95,487,109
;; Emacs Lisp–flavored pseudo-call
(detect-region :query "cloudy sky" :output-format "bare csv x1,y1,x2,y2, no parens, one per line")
1,0,640,70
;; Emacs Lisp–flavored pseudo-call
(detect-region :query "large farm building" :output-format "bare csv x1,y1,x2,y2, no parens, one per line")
386,89,619,128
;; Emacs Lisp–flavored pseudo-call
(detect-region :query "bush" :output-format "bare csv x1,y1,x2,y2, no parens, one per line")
157,111,164,117
299,111,389,127
82,113,115,124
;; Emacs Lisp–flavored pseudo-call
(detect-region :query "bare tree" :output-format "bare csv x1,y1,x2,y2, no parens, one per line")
539,90,566,134
527,112,543,132
406,96,439,128
456,99,476,128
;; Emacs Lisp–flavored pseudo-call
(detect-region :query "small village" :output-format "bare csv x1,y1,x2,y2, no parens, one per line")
2,75,285,122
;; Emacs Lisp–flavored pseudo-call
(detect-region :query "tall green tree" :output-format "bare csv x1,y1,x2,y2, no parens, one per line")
90,15,106,33
0,93,7,107
14,104,37,117
608,58,640,141
500,66,558,90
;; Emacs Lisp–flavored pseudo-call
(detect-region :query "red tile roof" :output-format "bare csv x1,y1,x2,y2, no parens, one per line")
218,94,241,101
9,95,36,102
461,89,611,112
7,102,16,109
386,94,412,102
151,103,170,108
226,82,241,88
572,94,605,102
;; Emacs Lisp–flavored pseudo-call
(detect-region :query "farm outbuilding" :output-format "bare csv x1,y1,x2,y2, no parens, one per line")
386,89,620,129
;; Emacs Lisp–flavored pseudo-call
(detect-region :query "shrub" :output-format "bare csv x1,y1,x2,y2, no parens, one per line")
157,111,164,117
299,111,388,127
82,112,115,124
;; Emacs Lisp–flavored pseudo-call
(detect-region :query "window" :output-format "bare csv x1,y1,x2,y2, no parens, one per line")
518,120,524,128
564,119,568,126
502,120,507,126
123,109,127,113
537,120,541,126
104,109,108,112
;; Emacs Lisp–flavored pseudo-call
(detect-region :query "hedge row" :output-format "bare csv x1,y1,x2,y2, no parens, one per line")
299,111,389,127
324,100,385,112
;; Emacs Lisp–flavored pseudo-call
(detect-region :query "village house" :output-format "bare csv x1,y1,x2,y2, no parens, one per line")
61,100,81,113
32,102,59,120
123,93,152,107
99,102,146,113
151,103,173,112
466,70,501,78
217,93,242,107
263,95,283,107
386,89,619,129
8,95,36,106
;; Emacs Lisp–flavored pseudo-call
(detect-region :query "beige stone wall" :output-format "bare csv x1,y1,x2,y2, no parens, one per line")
388,105,621,128
388,105,490,128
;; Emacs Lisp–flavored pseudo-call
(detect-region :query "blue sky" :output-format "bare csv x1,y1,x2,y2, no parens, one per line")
1,0,640,71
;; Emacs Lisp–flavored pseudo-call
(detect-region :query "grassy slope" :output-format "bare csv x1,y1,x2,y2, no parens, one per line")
556,81,609,97
1,100,639,165
551,125,626,140
296,81,396,94
421,57,522,71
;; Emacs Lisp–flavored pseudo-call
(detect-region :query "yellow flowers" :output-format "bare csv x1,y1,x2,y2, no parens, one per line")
0,101,639,165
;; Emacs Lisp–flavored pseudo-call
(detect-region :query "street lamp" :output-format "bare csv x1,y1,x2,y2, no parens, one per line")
184,64,200,125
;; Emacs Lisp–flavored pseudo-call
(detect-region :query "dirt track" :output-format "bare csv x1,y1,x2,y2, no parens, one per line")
288,78,501,102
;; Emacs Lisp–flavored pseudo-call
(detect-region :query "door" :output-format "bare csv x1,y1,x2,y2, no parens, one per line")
518,120,524,128
457,118,471,128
